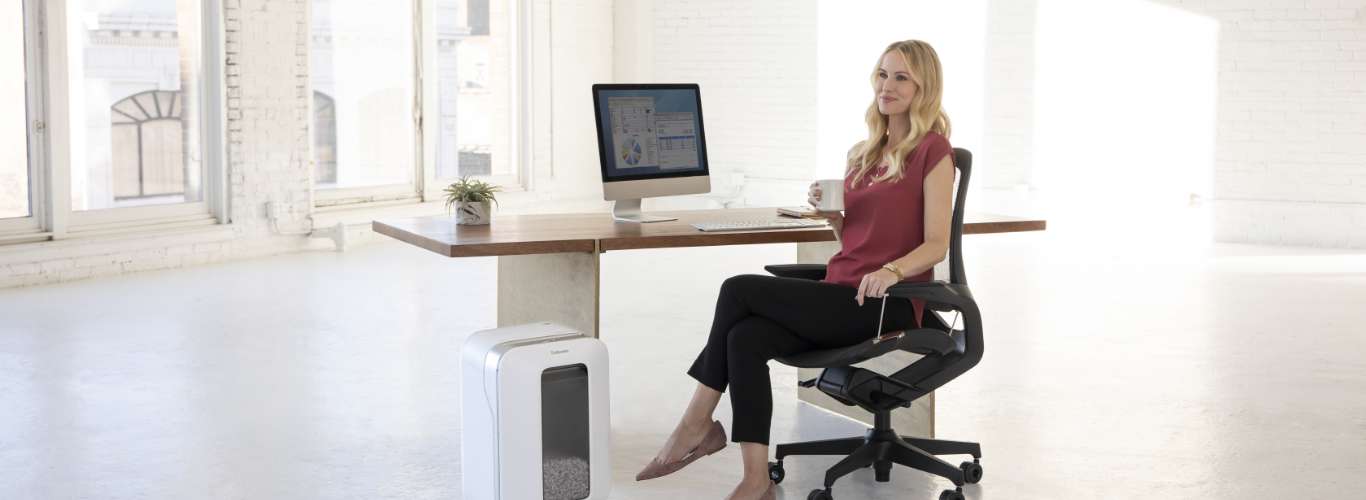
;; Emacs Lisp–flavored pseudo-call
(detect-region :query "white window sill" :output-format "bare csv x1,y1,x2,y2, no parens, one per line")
309,187,541,232
0,223,237,265
310,199,449,232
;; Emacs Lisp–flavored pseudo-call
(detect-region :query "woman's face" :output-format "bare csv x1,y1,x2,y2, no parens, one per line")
875,51,916,116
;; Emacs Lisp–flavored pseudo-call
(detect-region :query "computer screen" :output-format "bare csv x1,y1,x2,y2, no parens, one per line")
592,84,709,182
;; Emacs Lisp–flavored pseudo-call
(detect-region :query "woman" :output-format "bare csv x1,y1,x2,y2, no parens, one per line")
636,40,957,500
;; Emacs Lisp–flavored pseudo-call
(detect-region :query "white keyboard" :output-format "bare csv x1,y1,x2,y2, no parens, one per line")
691,218,828,232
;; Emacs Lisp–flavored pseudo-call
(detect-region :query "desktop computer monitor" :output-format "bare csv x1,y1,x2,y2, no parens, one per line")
592,83,711,223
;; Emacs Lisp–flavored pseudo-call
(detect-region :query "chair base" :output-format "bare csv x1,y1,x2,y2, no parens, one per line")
773,410,981,490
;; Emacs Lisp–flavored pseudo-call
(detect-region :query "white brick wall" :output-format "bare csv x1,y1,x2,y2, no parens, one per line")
982,0,1038,190
225,0,313,236
615,0,819,209
1,0,316,289
990,0,1366,247
1164,0,1366,247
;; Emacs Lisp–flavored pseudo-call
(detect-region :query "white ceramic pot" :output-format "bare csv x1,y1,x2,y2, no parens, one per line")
455,200,492,225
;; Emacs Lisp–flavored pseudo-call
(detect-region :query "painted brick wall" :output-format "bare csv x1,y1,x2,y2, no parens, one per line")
982,0,1038,190
225,0,313,236
1169,0,1366,247
643,0,820,207
978,0,1365,247
990,0,1366,246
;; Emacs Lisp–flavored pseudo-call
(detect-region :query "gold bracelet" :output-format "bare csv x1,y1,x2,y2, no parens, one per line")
881,262,904,281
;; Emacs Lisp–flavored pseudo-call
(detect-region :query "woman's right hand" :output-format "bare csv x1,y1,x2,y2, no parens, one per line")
808,181,843,219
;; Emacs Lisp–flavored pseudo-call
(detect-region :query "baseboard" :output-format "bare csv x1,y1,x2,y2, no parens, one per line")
1214,199,1366,249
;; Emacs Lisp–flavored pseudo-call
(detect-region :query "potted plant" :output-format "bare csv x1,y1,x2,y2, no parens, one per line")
443,176,501,225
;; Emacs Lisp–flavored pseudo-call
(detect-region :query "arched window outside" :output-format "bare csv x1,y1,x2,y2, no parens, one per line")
110,90,185,200
313,91,338,185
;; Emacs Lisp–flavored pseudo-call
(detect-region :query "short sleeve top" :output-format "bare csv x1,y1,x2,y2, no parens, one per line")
821,132,953,327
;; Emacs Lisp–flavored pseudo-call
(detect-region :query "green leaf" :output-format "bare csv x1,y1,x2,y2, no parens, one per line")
443,175,502,213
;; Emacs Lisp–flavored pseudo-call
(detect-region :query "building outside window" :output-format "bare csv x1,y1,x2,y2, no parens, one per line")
110,90,187,201
312,91,338,185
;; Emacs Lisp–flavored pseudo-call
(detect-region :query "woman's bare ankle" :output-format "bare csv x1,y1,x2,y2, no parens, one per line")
740,472,771,487
678,414,712,432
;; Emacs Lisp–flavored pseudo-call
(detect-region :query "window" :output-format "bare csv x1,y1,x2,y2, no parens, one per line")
310,0,529,208
1,1,31,223
3,0,224,244
310,0,417,198
71,0,207,214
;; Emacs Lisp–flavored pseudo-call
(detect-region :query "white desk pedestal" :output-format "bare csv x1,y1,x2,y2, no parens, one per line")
497,249,601,339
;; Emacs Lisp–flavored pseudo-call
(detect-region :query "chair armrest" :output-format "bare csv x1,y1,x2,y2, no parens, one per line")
886,281,977,312
764,264,827,281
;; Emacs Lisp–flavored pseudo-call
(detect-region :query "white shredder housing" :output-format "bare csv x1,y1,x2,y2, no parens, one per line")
461,322,611,500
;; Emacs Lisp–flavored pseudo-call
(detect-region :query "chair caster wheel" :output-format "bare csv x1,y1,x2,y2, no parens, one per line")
807,488,833,500
768,461,785,484
940,488,965,500
961,460,984,484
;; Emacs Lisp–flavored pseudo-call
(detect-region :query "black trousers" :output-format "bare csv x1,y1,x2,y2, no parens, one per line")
686,274,919,445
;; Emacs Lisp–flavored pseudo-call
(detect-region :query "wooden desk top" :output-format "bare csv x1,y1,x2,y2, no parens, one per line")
373,207,1046,258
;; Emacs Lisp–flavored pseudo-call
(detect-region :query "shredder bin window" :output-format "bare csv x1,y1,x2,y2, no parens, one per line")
542,364,590,500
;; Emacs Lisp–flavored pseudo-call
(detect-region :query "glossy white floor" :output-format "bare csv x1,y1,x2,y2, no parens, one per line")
3,217,1365,499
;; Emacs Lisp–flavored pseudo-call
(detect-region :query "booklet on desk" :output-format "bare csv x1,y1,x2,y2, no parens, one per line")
777,206,823,219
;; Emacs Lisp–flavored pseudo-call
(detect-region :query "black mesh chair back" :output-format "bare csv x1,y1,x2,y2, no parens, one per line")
763,147,985,500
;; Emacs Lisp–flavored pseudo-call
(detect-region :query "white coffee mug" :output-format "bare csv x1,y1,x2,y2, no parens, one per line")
815,179,845,211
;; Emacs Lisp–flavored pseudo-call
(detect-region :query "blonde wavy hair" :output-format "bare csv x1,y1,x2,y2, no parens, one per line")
847,40,952,187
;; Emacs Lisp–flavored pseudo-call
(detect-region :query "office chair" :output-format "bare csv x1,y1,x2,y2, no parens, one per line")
763,148,983,500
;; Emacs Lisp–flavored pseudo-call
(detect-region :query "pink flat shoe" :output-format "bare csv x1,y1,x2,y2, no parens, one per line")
635,420,728,481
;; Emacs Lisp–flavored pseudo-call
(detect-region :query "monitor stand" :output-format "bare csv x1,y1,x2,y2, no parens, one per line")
612,199,677,223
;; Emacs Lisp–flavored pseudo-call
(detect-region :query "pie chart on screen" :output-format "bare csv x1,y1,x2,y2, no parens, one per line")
620,137,644,166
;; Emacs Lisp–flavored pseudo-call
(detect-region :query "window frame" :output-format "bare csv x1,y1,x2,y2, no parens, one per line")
3,0,228,245
0,0,46,241
66,0,225,234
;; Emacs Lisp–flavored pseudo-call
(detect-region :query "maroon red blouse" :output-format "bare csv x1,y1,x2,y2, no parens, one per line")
822,132,953,327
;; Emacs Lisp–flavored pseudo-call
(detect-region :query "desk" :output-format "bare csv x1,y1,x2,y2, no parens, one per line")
375,207,1045,436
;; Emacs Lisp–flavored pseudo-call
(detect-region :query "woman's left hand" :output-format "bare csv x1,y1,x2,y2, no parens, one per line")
856,269,901,306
